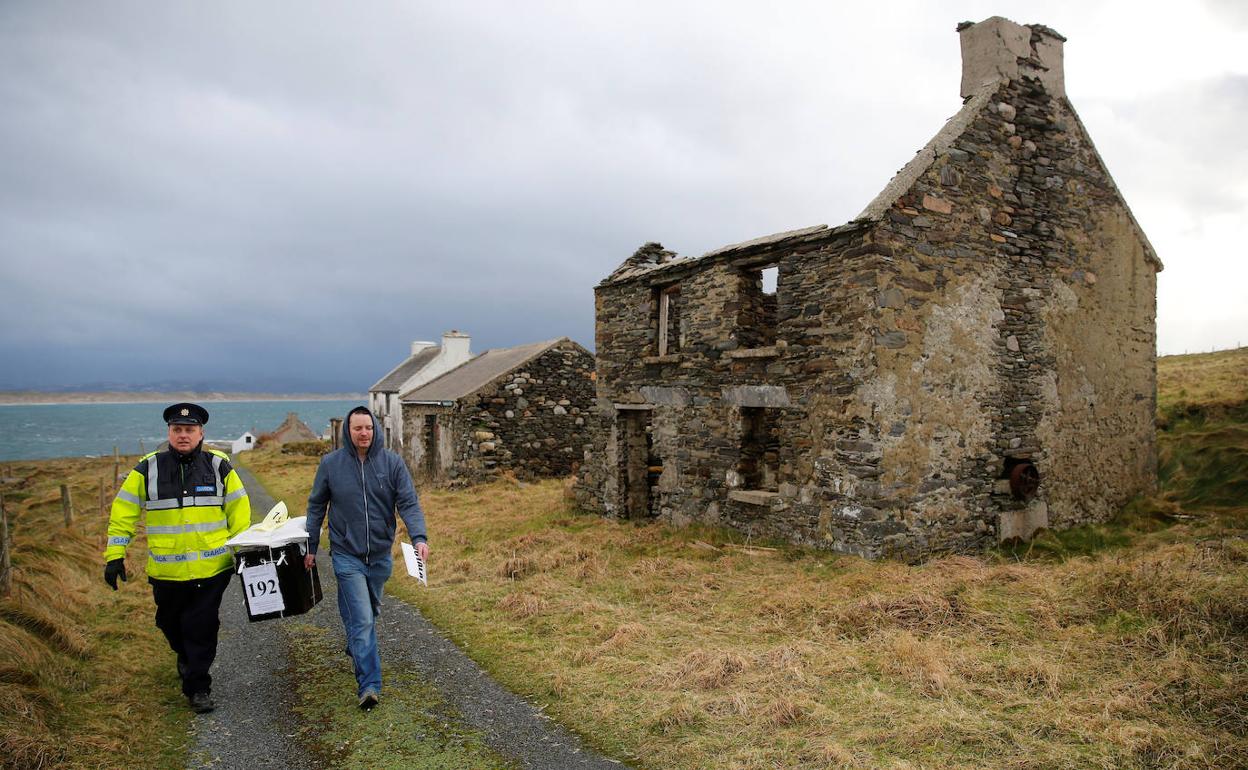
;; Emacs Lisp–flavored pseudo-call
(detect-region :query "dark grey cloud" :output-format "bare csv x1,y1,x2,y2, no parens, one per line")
1,2,1243,388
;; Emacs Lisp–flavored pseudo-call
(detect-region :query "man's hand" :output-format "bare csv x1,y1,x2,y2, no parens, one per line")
104,559,127,590
415,541,429,561
304,553,316,571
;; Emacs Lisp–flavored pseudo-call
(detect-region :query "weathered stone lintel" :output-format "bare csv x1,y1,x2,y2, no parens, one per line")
728,490,780,506
723,345,783,360
997,502,1048,542
721,385,792,408
639,386,691,407
642,354,681,365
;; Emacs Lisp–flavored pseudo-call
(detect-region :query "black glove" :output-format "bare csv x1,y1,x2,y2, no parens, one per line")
104,559,127,590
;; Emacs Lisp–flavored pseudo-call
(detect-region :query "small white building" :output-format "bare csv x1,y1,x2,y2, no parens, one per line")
231,432,256,453
369,330,473,449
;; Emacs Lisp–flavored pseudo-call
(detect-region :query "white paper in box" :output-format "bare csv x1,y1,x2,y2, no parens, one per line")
225,515,310,549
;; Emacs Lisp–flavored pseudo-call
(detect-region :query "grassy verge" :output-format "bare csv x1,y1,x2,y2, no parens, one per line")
237,441,1245,768
0,366,1240,768
284,622,514,769
0,456,189,769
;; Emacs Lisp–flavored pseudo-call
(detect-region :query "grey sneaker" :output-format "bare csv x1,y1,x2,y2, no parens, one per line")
358,690,379,710
189,692,215,713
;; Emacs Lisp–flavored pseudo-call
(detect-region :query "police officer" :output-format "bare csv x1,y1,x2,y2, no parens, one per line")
104,403,251,713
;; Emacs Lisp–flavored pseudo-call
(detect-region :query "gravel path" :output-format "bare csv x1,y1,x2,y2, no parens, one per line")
187,465,317,769
188,463,627,770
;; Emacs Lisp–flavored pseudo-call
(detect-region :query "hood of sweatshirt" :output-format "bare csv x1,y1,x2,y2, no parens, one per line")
342,409,384,460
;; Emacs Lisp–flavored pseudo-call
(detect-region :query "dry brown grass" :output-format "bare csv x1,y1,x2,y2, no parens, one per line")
232,349,1246,770
0,456,189,769
370,477,1248,770
1157,346,1248,419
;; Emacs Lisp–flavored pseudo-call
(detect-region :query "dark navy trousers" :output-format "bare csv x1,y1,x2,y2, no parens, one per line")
149,569,232,696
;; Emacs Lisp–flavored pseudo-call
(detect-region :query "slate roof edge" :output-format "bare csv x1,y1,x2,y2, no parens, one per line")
397,337,576,403
855,80,1000,221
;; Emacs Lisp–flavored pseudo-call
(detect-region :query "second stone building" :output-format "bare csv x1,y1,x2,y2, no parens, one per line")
400,338,595,485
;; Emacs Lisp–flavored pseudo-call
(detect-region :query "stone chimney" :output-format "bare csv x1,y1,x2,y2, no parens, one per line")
411,340,436,356
957,17,1065,99
441,329,471,365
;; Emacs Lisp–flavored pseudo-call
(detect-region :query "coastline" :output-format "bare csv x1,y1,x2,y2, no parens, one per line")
0,392,366,406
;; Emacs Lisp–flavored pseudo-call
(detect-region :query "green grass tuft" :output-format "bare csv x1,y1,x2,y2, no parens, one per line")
285,623,515,770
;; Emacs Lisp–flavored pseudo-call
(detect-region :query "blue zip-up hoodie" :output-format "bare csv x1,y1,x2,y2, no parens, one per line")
305,409,426,561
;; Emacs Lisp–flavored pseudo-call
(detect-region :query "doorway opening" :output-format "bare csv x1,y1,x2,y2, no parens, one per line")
618,409,659,519
739,407,780,491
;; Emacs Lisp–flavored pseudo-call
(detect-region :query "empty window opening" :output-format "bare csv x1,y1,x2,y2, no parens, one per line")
739,407,780,491
737,264,778,348
619,410,659,519
422,415,438,475
761,265,779,294
656,284,683,355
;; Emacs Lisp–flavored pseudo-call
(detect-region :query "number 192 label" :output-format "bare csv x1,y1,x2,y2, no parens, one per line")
241,562,286,615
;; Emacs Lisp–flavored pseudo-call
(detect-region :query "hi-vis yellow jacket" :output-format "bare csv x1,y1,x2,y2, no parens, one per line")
104,445,251,581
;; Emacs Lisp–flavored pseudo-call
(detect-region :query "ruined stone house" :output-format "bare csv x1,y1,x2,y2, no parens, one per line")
264,412,319,446
576,17,1161,560
369,330,473,449
400,338,595,485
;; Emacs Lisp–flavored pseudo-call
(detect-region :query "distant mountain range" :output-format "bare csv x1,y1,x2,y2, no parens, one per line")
0,390,365,405
0,376,365,394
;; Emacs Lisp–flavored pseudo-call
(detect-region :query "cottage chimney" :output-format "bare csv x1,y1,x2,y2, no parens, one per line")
441,329,471,365
958,17,1065,99
411,340,436,356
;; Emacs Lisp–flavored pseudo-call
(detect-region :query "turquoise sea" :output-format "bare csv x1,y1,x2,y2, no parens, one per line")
0,400,362,461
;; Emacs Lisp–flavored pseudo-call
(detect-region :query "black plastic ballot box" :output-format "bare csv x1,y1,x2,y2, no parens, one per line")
234,542,323,622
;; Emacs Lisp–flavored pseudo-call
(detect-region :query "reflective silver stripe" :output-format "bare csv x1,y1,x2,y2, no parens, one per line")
116,489,142,505
144,496,228,510
150,546,231,564
147,520,228,535
224,487,248,503
211,454,224,496
147,458,159,501
108,536,131,546
189,519,227,533
151,552,199,563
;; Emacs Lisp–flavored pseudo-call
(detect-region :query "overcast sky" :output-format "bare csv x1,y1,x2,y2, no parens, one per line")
1,1,1244,392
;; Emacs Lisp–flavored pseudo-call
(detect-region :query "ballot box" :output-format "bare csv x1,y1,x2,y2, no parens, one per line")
226,512,323,623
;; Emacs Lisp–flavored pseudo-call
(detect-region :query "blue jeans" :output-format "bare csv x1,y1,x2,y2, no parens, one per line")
331,551,392,696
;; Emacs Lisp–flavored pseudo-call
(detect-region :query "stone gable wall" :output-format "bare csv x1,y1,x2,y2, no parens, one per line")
403,341,596,485
579,73,1157,560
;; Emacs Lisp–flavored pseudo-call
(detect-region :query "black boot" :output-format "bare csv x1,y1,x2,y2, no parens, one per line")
189,692,215,713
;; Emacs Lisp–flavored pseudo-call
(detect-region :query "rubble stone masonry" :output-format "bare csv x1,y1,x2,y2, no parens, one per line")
577,20,1158,560
403,341,596,485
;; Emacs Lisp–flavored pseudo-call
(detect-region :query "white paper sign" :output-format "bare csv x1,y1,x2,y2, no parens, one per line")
241,562,286,615
401,542,427,585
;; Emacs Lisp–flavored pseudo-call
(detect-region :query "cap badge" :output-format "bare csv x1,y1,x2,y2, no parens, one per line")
181,408,189,416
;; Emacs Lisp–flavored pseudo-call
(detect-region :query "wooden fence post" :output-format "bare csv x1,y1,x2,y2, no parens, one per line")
113,445,120,489
61,484,74,526
330,418,343,451
0,492,11,598
99,477,106,517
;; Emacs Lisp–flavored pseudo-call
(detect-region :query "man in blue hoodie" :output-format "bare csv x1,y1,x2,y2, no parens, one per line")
304,406,429,710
